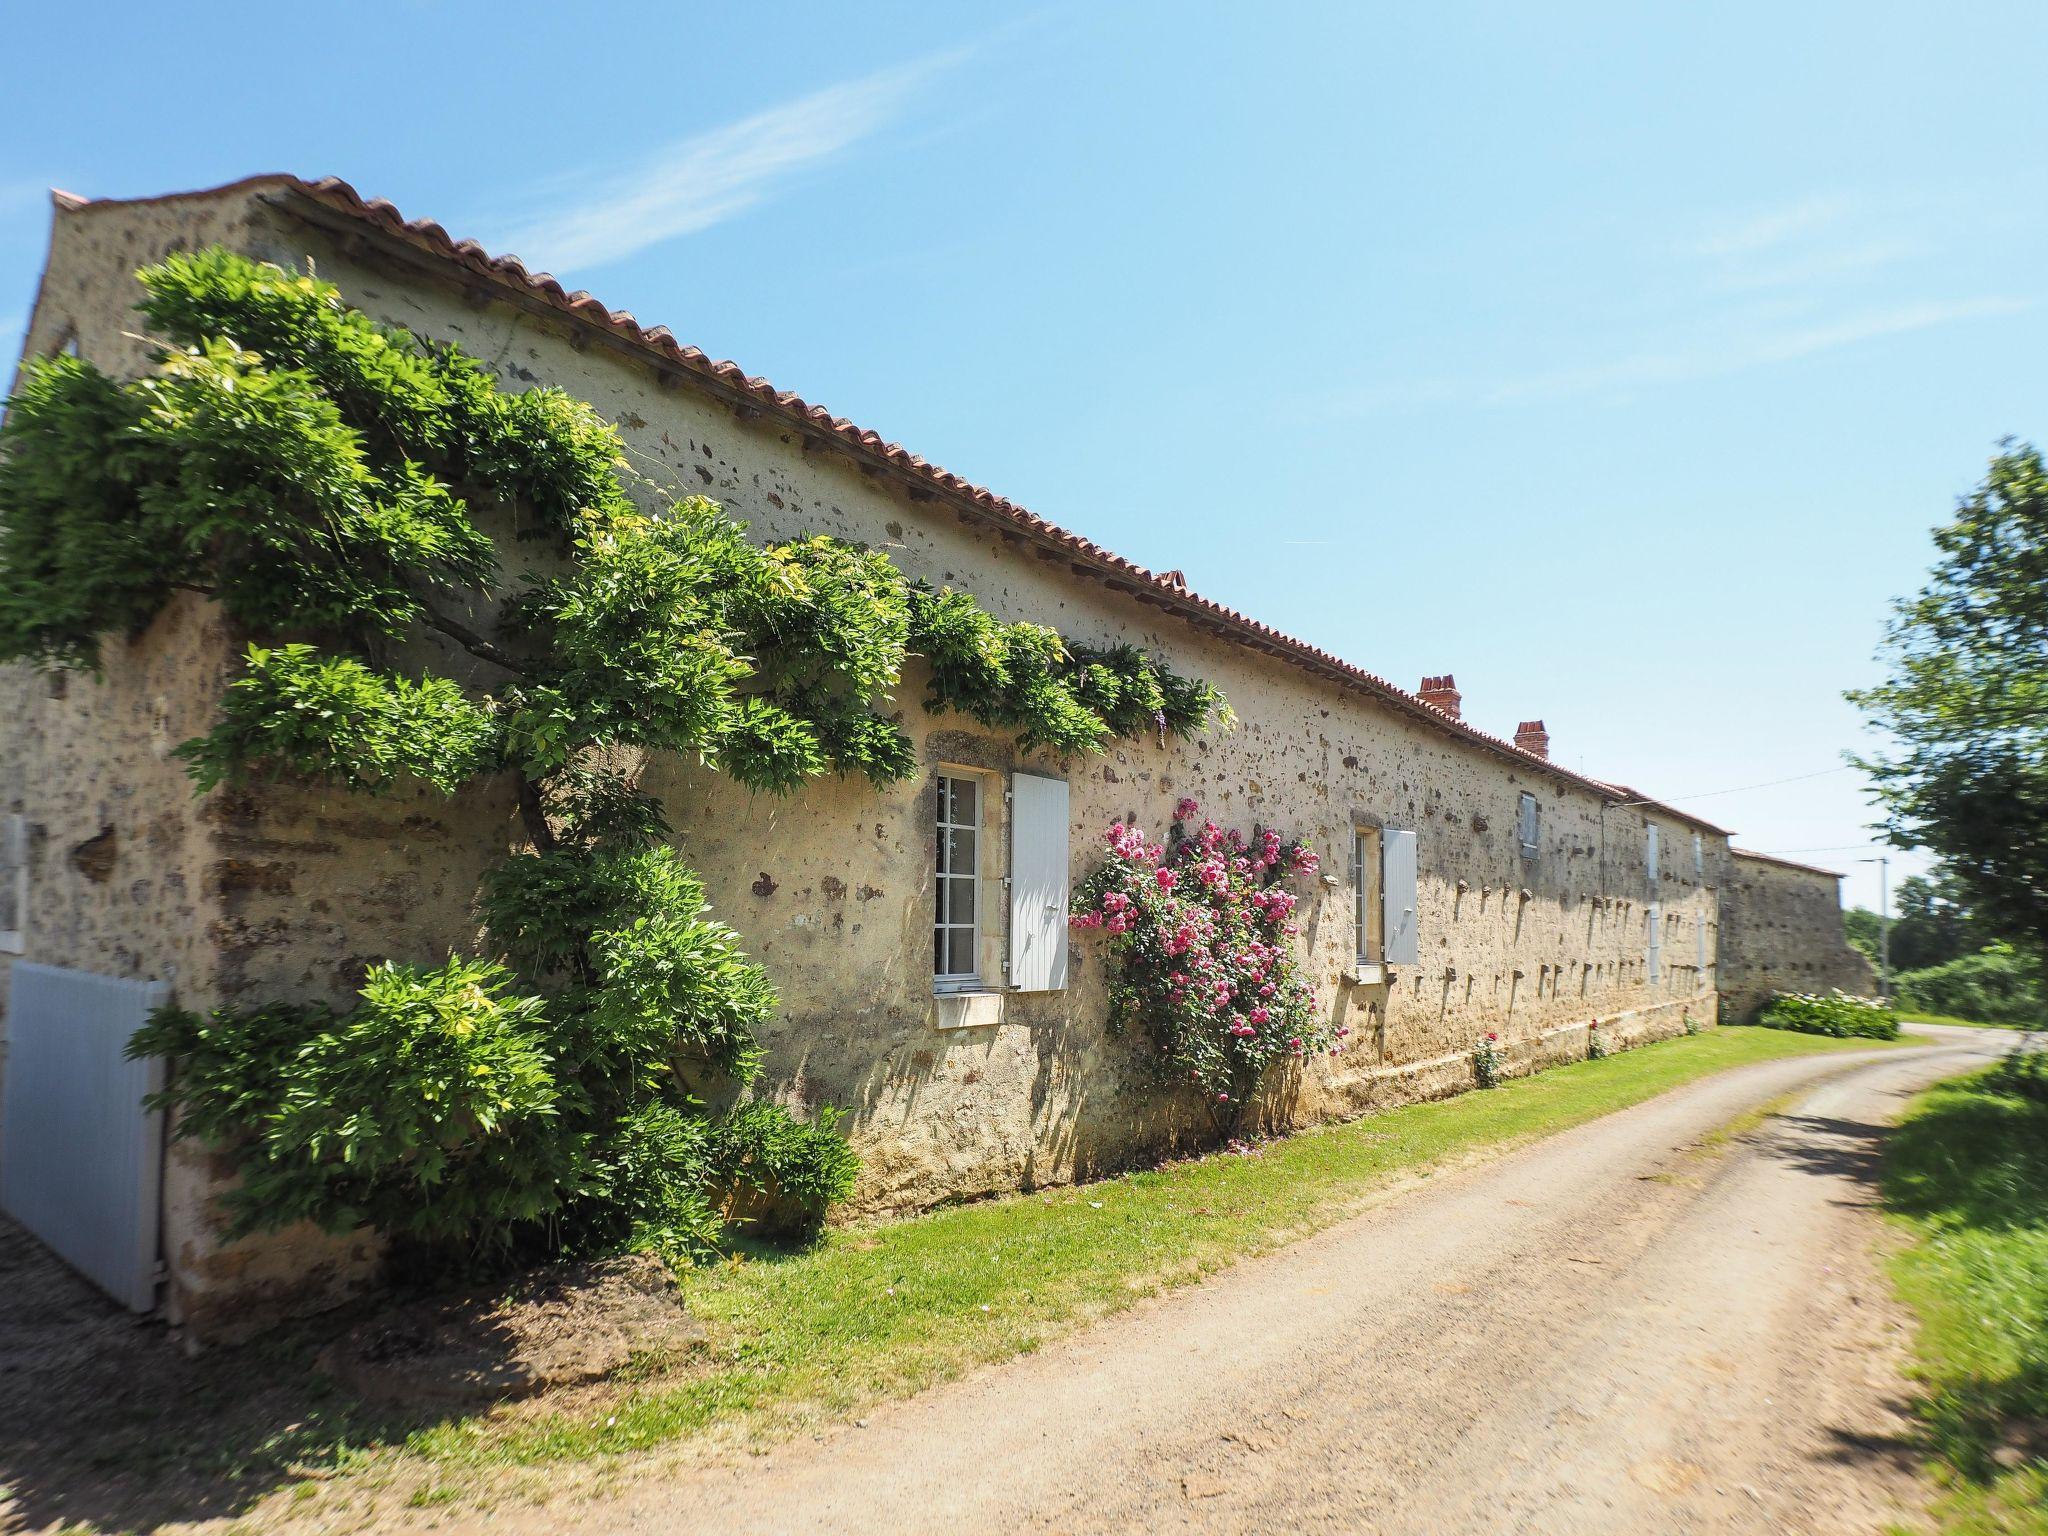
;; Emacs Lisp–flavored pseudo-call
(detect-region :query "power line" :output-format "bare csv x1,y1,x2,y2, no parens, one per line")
1659,765,1856,802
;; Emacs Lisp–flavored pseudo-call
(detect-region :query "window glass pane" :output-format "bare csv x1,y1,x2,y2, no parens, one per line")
950,777,977,824
935,878,951,924
947,876,974,924
934,928,948,974
947,929,976,976
947,827,977,874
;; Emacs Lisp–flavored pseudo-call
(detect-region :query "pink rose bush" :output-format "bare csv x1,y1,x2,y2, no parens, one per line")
1071,797,1337,1113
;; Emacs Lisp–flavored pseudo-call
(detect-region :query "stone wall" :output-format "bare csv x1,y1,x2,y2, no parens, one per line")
3,181,1734,1335
1717,850,1878,1020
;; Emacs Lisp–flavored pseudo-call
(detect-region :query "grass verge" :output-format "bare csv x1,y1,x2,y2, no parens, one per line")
1883,1061,2048,1535
407,1025,1905,1472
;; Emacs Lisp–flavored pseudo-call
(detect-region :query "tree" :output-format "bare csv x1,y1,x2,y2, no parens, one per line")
1850,441,2048,975
1843,905,1883,967
0,249,1223,1265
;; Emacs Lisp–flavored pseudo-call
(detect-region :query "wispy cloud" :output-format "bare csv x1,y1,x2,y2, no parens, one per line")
1493,298,2029,400
1689,193,1857,258
1322,187,2031,415
482,49,967,273
1687,192,1929,293
1328,297,2029,413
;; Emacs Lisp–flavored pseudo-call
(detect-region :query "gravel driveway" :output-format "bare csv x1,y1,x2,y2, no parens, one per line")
446,1024,2016,1536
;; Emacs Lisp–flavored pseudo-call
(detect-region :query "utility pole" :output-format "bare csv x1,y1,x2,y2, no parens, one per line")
1859,854,1892,1000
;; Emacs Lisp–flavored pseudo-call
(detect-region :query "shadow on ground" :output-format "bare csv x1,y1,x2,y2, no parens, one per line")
0,1214,468,1532
0,1215,710,1533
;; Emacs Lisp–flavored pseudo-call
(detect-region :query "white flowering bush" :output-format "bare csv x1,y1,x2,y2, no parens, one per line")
1758,990,1900,1040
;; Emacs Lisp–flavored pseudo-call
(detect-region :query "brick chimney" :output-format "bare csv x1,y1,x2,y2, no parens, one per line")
1514,719,1550,759
1419,674,1462,719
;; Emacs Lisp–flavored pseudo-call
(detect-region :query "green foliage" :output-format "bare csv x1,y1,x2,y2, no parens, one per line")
177,644,497,794
1897,942,2048,1027
562,1100,722,1262
133,959,574,1246
1848,867,2006,975
1757,989,1901,1039
0,356,168,668
578,851,777,1086
136,247,634,539
6,246,1224,1271
907,584,1226,755
706,1100,862,1224
1851,442,2048,963
1882,1063,2048,1532
1989,1049,2048,1105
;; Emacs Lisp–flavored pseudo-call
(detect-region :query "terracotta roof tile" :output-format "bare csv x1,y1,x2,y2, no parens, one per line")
55,174,1732,834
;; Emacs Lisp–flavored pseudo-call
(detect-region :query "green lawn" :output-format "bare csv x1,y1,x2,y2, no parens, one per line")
1884,1059,2048,1535
409,1024,1905,1471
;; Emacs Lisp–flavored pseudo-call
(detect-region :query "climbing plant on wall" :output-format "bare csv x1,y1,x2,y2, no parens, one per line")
1070,797,1339,1123
0,248,1225,1266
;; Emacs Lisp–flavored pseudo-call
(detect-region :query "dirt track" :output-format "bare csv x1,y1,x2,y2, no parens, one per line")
458,1024,2015,1536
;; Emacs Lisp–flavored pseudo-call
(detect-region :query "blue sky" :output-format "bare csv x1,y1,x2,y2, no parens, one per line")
4,1,2044,914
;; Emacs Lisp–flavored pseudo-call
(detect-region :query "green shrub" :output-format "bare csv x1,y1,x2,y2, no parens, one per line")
1896,942,2047,1027
1757,990,1901,1040
132,959,573,1247
1989,1050,2048,1104
706,1101,861,1229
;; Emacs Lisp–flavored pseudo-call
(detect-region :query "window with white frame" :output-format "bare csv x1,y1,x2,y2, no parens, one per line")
1350,825,1384,968
1517,792,1540,859
1693,831,1704,877
934,773,982,990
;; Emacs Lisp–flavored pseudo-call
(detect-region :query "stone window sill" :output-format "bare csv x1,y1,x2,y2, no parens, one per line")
934,990,1007,1031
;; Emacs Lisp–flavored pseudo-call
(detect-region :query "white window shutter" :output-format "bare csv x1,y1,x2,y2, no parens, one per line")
1646,824,1659,885
1647,901,1663,983
1382,828,1419,966
1695,913,1706,970
0,814,26,955
1007,774,1069,991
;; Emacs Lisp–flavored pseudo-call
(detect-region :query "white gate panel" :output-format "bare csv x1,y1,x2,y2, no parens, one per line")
0,963,168,1310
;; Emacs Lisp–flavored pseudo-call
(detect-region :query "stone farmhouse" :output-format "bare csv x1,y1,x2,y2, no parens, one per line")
0,177,1875,1339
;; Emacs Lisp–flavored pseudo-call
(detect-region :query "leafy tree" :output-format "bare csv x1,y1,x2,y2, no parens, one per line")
1895,942,2046,1026
1850,441,2048,976
1845,870,1997,973
0,248,1225,1266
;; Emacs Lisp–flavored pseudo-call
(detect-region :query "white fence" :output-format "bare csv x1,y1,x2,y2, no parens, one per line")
0,963,168,1310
